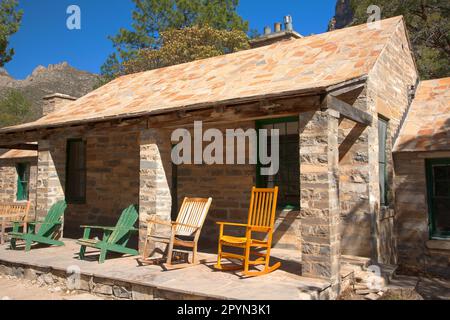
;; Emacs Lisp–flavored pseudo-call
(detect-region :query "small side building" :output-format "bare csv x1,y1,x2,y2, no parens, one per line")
0,149,38,213
394,77,450,277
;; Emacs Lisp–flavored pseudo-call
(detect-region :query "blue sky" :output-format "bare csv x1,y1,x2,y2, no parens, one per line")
5,0,336,79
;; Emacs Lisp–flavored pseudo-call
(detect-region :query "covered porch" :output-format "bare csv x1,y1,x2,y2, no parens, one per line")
0,84,374,298
0,239,362,300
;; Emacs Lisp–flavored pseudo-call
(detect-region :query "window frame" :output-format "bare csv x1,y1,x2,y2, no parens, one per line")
255,116,300,210
378,116,389,207
16,162,30,202
65,138,87,204
426,158,450,240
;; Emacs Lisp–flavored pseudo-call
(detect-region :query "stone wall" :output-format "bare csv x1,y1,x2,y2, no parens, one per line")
31,125,142,241
63,128,141,239
0,157,38,216
394,151,450,278
176,121,301,251
366,20,419,263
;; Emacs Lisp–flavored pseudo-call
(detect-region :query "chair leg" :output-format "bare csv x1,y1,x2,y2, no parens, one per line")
99,249,107,264
166,239,174,265
79,245,86,260
25,239,32,252
215,241,223,269
192,242,198,264
243,242,251,274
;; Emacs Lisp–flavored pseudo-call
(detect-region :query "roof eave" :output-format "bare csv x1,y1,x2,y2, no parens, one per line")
0,76,368,136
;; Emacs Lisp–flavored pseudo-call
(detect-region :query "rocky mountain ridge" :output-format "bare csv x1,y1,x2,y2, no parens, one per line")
0,62,98,116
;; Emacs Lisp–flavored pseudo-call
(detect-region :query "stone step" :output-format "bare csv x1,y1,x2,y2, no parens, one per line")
341,255,371,270
378,264,398,284
365,293,381,300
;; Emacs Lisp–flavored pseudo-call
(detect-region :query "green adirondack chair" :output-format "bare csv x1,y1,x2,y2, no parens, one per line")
77,205,139,263
9,200,67,252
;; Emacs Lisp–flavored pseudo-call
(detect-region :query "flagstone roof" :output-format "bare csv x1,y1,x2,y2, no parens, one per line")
0,149,37,159
0,16,405,134
395,78,450,152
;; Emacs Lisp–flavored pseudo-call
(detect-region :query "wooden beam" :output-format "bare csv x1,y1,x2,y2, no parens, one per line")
321,95,372,126
0,143,38,151
325,76,367,96
148,95,321,128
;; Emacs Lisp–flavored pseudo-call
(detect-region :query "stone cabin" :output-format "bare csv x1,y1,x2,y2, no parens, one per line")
0,16,447,295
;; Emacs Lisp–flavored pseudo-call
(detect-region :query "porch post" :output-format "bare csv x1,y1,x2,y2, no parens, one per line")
36,139,66,221
299,109,341,297
138,128,172,256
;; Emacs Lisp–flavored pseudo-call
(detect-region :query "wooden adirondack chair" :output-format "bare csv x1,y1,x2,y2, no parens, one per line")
139,197,212,269
9,200,67,252
214,187,280,277
77,205,139,264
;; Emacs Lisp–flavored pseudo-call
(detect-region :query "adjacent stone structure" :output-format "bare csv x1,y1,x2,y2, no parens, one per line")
394,78,450,278
0,150,38,215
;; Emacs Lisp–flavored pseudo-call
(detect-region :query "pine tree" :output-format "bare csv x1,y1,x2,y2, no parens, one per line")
348,0,450,79
99,0,248,84
123,25,249,74
0,0,23,67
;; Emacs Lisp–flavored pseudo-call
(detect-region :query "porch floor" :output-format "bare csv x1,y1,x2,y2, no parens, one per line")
0,239,332,300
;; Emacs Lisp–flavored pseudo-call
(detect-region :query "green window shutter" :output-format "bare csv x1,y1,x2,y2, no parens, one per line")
426,158,450,239
378,117,389,206
16,163,30,201
65,139,87,204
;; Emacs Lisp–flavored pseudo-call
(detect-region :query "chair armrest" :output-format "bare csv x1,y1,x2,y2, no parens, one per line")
80,225,117,231
29,222,61,226
28,219,52,225
216,222,249,228
146,217,173,227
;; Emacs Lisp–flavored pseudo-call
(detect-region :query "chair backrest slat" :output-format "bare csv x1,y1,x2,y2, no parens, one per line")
38,200,67,236
108,205,139,244
175,198,212,237
0,202,30,220
247,187,278,228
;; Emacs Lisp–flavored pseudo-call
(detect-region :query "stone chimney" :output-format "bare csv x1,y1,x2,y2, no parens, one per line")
250,15,302,48
42,93,77,116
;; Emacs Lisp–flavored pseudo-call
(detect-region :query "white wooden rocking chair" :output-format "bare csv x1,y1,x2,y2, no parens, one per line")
139,197,212,269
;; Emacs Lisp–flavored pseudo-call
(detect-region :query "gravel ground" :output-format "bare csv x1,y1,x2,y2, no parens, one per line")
0,275,70,300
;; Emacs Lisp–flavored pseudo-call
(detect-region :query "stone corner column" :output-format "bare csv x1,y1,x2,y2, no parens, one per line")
299,109,341,298
138,128,172,256
36,138,66,235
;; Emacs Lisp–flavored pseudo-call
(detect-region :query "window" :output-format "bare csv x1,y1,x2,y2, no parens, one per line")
426,159,450,239
378,117,389,206
16,163,30,201
256,117,299,209
65,139,86,203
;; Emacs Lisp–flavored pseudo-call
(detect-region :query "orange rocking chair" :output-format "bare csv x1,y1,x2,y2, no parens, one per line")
214,187,280,277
